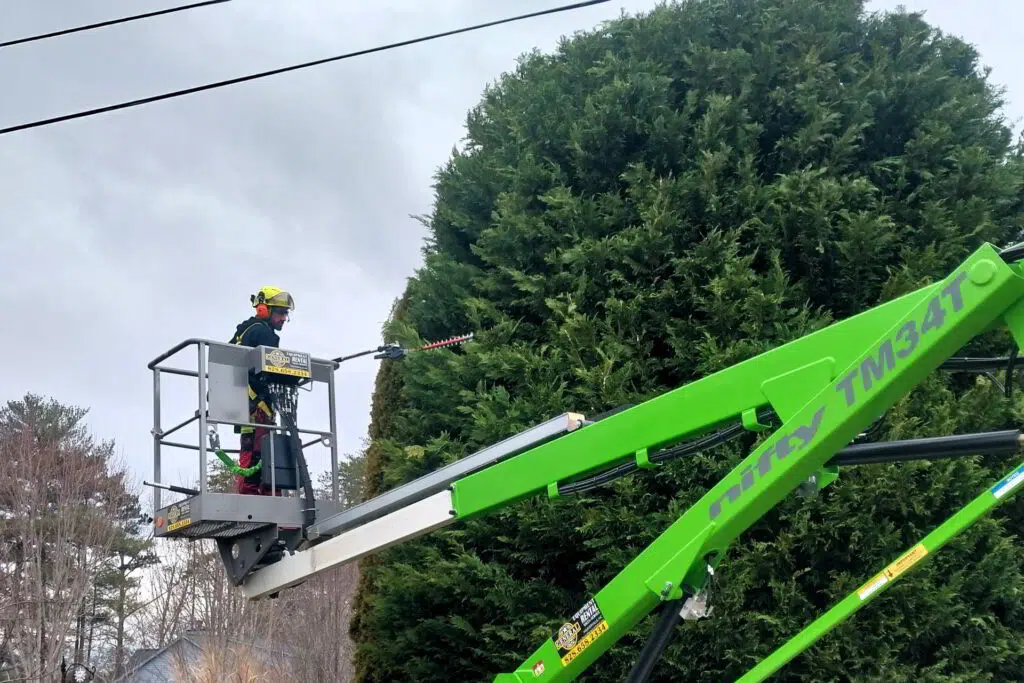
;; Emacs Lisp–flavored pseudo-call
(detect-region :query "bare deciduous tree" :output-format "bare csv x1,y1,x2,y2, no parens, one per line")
0,395,137,682
127,533,360,679
124,449,367,681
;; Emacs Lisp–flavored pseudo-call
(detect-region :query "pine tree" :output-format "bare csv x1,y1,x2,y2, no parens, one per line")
92,498,159,679
351,1,1024,681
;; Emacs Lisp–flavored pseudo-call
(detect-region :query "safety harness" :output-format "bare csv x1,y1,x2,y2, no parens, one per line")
231,321,275,432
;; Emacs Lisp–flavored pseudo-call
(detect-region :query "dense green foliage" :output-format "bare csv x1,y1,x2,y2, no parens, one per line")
350,1,1024,680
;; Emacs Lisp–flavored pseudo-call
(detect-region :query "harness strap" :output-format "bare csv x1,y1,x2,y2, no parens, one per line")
232,322,275,433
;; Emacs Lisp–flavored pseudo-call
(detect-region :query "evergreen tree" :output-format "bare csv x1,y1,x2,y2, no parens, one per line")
352,1,1024,681
92,498,159,679
316,451,369,508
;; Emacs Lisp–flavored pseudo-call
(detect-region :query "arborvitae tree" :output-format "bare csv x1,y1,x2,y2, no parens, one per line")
351,1,1024,681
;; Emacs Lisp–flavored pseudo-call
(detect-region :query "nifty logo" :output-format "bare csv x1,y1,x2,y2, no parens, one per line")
705,269,968,522
707,406,826,520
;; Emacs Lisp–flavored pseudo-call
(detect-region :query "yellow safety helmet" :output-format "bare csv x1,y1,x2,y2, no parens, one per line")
251,286,295,318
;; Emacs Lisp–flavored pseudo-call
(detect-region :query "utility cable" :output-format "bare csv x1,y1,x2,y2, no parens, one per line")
0,0,611,136
0,0,231,49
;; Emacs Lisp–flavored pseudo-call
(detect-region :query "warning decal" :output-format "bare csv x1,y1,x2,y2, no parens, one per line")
856,543,929,601
885,543,928,581
857,573,888,601
991,464,1024,499
552,597,609,667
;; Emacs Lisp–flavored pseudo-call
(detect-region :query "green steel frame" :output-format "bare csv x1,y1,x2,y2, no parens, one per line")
196,240,1024,681
438,241,1024,682
735,456,1024,683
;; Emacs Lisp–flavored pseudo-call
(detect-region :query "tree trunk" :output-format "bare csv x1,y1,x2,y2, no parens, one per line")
114,576,127,678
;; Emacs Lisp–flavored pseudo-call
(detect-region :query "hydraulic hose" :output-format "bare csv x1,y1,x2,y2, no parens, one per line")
213,446,262,477
256,383,317,533
280,408,317,532
558,407,778,496
623,597,686,683
829,429,1024,466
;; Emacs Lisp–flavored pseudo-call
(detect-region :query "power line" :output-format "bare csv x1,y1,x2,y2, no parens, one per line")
0,0,232,49
0,0,611,137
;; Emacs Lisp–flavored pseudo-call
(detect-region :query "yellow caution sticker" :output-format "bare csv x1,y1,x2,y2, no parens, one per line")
857,543,928,601
857,573,888,601
885,543,928,580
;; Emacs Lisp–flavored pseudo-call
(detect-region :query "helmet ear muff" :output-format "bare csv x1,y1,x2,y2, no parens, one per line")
252,291,270,318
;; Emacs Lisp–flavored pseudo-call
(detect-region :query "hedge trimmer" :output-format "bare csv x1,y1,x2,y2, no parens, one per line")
331,332,475,364
209,428,262,476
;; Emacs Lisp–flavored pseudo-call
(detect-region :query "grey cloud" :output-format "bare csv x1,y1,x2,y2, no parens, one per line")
1,0,1018,503
1,0,659,494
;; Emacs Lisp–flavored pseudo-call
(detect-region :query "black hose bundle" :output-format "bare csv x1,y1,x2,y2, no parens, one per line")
264,383,317,533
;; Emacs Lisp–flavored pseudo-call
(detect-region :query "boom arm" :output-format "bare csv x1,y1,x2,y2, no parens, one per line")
239,241,1024,683
734,455,1024,683
489,244,1024,681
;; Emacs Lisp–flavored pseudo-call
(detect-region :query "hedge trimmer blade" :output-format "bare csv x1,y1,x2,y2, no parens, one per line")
330,332,475,364
418,332,475,352
374,332,474,360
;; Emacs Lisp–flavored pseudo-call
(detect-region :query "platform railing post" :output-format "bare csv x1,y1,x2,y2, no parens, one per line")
153,367,162,511
197,341,208,496
328,367,339,505
294,428,300,501
269,386,276,495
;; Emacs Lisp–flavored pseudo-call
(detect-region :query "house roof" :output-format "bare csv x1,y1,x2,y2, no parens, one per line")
116,630,295,683
124,649,158,672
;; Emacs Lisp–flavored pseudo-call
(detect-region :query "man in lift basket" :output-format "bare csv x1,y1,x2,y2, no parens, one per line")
229,286,294,495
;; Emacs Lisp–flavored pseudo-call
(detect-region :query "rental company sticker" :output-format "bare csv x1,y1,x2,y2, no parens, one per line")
552,597,609,667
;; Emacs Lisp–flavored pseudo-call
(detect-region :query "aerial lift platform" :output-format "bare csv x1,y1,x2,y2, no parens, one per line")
150,241,1024,682
146,339,345,582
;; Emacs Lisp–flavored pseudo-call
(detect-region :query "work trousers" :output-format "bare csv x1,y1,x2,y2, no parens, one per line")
235,410,282,496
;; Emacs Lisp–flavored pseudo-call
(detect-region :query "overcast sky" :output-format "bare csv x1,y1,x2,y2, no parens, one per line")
2,0,1021,511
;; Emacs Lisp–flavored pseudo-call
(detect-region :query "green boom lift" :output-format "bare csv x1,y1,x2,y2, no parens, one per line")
147,240,1024,681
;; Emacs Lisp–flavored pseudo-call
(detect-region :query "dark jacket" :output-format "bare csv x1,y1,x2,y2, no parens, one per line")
230,316,280,349
229,317,280,429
